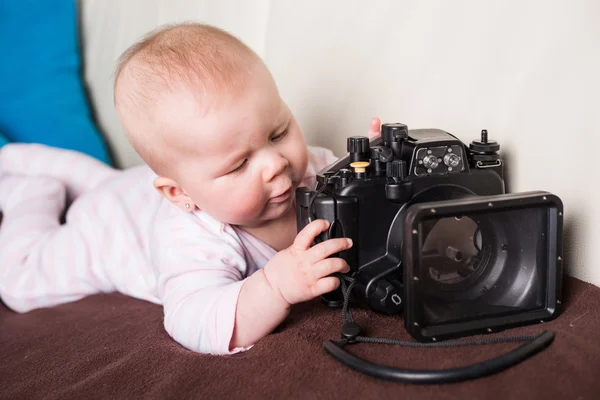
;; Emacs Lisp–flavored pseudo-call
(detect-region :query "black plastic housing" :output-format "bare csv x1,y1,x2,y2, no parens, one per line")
295,123,563,342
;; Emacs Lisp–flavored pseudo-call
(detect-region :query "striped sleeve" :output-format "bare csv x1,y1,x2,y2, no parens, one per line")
152,206,252,355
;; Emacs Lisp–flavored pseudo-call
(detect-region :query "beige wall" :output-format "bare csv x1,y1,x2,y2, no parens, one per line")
80,0,600,285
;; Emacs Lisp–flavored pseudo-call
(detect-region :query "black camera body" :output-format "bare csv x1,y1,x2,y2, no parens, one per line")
296,123,563,342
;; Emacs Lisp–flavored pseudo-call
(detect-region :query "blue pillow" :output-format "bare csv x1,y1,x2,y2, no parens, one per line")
0,0,112,165
0,133,8,148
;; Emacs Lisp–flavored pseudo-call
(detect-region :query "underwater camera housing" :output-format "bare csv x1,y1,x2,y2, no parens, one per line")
296,123,563,342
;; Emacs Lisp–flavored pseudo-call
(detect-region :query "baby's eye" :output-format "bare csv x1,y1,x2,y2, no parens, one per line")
271,129,288,142
230,159,247,174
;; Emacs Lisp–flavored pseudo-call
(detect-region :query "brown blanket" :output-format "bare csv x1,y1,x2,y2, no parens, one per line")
1,276,599,399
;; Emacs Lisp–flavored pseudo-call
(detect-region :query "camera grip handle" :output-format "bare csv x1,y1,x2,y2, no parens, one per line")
299,190,359,270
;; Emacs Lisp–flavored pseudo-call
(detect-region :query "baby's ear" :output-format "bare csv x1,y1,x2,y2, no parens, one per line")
153,177,196,212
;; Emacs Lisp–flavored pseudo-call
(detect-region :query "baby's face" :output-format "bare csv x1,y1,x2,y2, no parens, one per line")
164,66,308,228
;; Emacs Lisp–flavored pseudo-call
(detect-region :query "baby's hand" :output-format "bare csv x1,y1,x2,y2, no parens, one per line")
368,117,381,140
263,220,352,305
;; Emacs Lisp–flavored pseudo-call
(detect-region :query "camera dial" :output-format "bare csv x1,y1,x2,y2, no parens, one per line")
347,136,370,163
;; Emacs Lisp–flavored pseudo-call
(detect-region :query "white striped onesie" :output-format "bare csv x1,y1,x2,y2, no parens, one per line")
0,143,337,354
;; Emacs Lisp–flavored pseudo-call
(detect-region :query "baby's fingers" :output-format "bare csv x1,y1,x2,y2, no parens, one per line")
368,117,381,139
313,258,350,279
293,219,330,250
308,237,353,263
313,276,341,297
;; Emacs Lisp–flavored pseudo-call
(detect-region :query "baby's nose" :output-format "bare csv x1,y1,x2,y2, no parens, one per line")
262,153,289,182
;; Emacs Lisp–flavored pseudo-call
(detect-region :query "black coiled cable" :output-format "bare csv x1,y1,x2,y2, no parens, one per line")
324,273,555,384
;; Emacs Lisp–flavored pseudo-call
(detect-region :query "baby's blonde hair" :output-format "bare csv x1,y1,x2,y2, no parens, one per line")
113,23,261,174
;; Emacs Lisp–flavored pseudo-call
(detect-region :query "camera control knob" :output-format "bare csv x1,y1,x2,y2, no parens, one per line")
350,161,369,173
444,152,461,167
350,161,369,179
386,160,407,180
423,155,439,169
370,280,403,314
347,136,370,163
381,123,408,144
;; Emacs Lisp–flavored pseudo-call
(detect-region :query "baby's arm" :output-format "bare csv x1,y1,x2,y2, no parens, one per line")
154,212,291,354
155,213,351,354
229,265,291,349
154,218,252,354
231,219,352,349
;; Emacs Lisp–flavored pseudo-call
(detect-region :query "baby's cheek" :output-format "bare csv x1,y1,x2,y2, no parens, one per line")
220,184,265,220
294,147,309,182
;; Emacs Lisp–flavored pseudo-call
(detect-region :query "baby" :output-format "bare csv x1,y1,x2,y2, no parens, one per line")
0,23,380,354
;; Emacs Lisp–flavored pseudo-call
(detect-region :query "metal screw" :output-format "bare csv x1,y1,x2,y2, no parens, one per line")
427,168,432,173
448,167,453,171
543,196,547,200
448,148,453,153
432,337,437,342
558,256,562,261
487,328,492,332
559,212,563,216
427,149,432,154
481,129,488,143
557,300,562,304
412,229,418,234
430,208,436,213
414,322,419,327
413,276,419,281
488,202,493,207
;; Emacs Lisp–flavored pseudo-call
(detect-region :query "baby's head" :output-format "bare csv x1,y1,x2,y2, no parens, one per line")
114,23,308,228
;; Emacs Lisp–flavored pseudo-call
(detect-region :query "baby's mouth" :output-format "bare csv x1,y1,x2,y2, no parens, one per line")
269,187,292,203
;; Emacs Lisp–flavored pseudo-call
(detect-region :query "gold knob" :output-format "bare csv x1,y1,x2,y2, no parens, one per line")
350,161,370,173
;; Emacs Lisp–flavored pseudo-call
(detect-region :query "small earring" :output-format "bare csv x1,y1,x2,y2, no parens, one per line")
185,203,190,209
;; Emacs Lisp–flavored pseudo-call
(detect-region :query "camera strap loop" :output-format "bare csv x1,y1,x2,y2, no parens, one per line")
326,273,555,384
